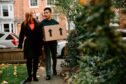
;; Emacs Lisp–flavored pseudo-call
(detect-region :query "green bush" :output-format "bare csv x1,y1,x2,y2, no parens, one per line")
57,0,126,84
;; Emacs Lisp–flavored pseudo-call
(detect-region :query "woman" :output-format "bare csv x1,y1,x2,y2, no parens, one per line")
18,12,43,82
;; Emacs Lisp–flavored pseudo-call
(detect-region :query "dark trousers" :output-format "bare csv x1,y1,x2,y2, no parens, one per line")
24,49,39,77
44,43,57,76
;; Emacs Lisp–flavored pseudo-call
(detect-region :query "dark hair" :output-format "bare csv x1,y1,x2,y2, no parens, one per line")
44,7,52,13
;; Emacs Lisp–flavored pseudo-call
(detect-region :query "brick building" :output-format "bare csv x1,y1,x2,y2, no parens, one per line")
0,0,68,35
14,0,46,35
15,0,68,35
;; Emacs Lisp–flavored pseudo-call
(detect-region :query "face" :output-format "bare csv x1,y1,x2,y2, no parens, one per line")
44,10,51,20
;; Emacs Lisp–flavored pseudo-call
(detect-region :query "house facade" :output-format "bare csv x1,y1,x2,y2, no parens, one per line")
14,0,46,35
0,0,15,33
0,0,68,35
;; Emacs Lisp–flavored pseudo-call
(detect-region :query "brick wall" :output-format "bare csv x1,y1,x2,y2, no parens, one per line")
14,0,24,22
14,0,46,35
14,0,68,35
14,0,46,22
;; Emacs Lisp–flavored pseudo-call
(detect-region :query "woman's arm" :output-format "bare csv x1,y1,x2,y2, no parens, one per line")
18,22,25,49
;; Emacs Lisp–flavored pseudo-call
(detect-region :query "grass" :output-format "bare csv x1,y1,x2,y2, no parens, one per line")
0,64,27,84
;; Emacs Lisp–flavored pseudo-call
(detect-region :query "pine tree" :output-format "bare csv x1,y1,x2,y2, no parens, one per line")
57,0,126,83
112,0,126,8
56,0,83,69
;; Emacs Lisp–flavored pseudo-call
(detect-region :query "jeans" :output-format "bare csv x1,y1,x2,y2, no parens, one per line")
44,43,57,76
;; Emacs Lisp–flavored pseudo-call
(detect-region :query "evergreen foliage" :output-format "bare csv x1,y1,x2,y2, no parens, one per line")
57,0,126,83
112,0,126,8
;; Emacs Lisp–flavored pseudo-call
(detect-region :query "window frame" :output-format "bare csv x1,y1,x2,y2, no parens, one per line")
46,0,56,6
3,23,9,32
0,6,1,17
0,4,13,18
2,5,9,17
0,33,4,38
1,22,14,33
29,0,39,8
5,34,13,40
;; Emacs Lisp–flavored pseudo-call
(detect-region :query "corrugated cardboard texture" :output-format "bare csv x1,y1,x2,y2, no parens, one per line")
43,25,67,41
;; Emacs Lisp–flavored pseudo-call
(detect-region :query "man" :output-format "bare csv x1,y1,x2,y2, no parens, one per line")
39,7,58,80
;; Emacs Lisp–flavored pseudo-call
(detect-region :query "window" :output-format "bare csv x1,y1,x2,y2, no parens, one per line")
0,24,2,31
47,0,58,5
4,24,9,32
6,34,13,40
12,34,19,39
30,0,38,7
2,6,9,17
11,24,13,32
10,5,12,11
0,6,1,16
47,0,55,5
0,34,4,38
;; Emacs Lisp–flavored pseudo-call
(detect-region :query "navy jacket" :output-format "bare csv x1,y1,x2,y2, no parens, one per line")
39,19,59,45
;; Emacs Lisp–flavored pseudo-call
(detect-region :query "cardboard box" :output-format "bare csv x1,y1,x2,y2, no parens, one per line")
43,25,67,41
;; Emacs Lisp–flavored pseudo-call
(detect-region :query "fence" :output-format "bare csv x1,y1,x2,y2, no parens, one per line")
0,48,25,64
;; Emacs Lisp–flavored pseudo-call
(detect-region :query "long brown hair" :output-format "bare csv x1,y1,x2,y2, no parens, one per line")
24,12,34,25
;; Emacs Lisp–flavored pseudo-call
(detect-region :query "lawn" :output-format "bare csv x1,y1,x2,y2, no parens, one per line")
0,64,27,84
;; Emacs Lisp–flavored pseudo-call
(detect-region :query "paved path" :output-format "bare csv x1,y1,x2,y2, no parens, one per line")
24,59,65,84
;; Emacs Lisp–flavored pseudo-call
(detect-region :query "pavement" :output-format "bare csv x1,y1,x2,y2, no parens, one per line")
22,59,65,84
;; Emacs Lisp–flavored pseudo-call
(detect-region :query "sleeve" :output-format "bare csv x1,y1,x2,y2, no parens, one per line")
54,19,59,24
18,22,25,49
39,22,44,47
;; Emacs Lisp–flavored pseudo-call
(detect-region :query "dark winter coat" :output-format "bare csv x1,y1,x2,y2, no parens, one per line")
18,19,43,58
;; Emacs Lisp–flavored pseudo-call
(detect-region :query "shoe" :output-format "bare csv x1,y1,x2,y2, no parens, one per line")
53,70,57,75
33,76,39,81
23,77,32,83
46,75,51,80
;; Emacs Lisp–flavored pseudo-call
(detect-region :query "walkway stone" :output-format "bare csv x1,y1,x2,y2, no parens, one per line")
24,59,65,84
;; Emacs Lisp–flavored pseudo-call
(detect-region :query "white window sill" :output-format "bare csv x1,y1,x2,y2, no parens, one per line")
29,6,39,8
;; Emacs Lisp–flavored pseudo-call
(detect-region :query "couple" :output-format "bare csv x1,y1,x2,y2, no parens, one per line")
18,7,58,82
